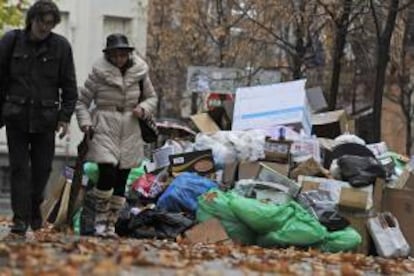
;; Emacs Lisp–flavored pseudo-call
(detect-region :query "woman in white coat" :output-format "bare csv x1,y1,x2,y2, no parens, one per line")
75,33,157,237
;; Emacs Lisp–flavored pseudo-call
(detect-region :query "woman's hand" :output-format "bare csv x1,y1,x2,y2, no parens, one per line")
81,125,91,133
80,125,94,139
132,106,146,119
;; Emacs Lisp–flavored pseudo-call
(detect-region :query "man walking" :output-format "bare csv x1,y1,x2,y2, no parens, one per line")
0,0,78,234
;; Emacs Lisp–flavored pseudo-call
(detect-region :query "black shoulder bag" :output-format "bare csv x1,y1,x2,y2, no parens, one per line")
0,30,19,127
138,79,158,143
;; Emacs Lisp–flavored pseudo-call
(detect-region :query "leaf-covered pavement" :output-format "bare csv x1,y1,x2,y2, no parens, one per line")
1,216,414,275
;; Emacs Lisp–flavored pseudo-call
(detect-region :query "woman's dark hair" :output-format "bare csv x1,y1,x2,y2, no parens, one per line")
25,0,61,31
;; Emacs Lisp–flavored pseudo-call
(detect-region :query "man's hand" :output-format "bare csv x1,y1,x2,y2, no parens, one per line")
56,121,69,139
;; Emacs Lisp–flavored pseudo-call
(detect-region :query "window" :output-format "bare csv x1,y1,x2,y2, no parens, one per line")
103,16,132,45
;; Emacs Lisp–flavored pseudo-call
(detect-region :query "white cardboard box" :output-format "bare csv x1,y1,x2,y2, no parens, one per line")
232,79,312,135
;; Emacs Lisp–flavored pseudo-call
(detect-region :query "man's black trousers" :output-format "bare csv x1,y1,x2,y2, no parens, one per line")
6,127,55,228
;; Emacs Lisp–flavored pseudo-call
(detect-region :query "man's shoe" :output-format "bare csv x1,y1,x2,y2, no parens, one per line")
10,221,28,235
31,219,43,231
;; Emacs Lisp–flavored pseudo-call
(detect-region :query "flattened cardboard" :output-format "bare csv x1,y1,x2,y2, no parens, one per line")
190,113,220,133
306,86,328,113
222,162,239,188
257,162,300,196
184,218,230,244
238,161,290,180
290,158,329,180
238,161,261,180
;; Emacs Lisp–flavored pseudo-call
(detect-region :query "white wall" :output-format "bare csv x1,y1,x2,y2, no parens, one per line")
0,0,149,157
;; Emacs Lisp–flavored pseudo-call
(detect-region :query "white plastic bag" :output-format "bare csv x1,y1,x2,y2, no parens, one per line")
367,212,410,258
194,130,266,166
194,133,237,168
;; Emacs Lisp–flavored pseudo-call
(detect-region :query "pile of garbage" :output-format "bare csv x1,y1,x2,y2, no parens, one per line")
70,125,409,257
47,80,414,258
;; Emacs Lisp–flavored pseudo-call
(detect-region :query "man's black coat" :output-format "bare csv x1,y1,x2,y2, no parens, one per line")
0,29,77,132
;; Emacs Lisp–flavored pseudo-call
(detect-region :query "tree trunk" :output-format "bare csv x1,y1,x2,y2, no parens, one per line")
371,0,399,142
292,55,303,80
328,44,344,110
406,120,412,154
292,33,305,79
372,45,389,142
328,0,352,111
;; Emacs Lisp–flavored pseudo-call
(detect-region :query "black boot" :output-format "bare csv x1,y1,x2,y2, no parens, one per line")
10,220,28,235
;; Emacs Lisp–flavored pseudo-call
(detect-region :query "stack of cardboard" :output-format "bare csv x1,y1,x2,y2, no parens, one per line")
381,165,414,256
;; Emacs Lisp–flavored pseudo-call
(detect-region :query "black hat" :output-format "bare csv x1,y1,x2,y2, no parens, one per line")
103,33,134,52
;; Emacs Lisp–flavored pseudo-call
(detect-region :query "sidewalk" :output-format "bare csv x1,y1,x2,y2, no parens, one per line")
0,197,11,216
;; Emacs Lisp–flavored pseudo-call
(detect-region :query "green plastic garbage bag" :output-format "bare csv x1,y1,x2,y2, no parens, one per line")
256,205,328,247
229,194,296,234
83,162,99,184
83,160,148,187
72,207,82,235
124,160,148,195
227,199,328,247
318,227,361,253
197,189,256,245
126,161,147,185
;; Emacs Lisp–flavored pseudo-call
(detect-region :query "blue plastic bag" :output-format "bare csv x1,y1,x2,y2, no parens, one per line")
157,172,217,214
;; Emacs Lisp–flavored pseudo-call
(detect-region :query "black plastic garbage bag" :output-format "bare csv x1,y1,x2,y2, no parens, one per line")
297,190,349,232
318,210,350,232
337,155,386,187
116,209,194,239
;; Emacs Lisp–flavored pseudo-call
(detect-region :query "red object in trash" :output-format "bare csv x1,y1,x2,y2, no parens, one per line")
131,174,156,197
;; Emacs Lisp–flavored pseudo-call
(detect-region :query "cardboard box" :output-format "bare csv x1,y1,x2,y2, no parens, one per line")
339,188,370,210
311,109,355,139
184,218,230,244
238,161,290,180
299,176,372,210
232,80,312,135
382,187,414,256
340,210,375,255
169,149,215,176
263,137,292,163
